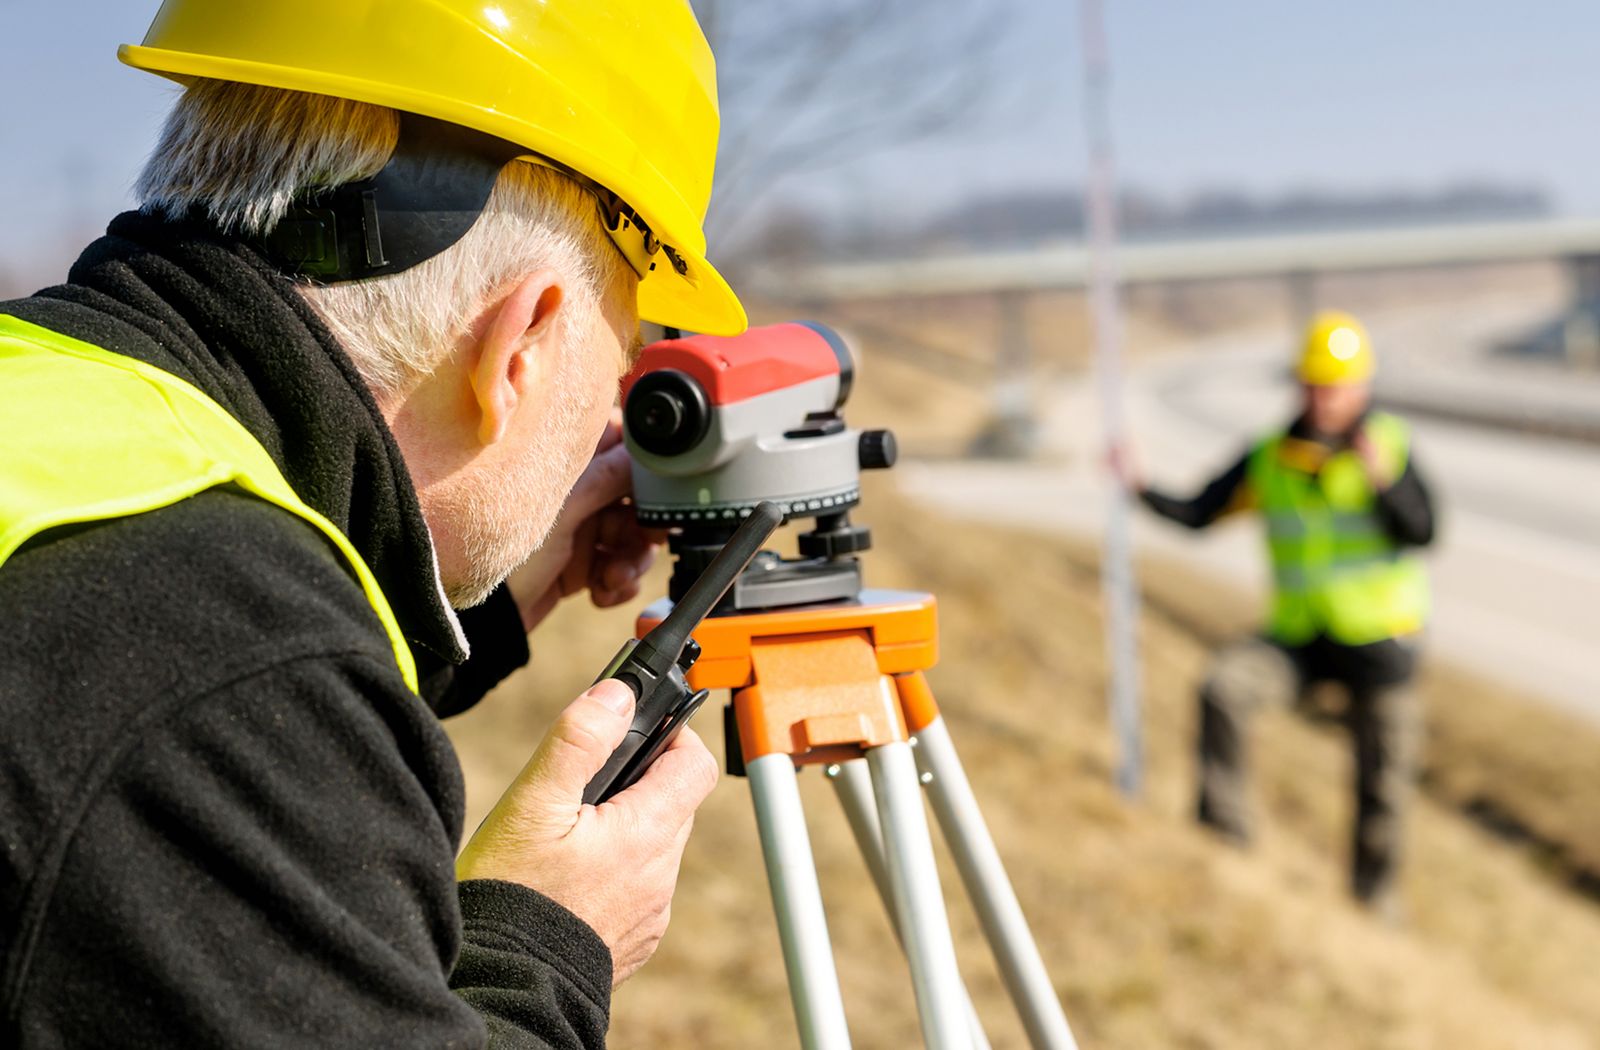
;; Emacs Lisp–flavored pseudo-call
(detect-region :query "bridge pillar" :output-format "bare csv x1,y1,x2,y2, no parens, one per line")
1563,254,1600,368
1568,252,1600,303
969,289,1039,458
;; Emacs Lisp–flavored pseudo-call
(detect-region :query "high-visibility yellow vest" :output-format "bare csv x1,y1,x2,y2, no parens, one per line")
0,313,418,693
1247,412,1430,646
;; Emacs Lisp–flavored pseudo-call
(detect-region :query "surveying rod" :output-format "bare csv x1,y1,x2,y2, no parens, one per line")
1080,0,1145,798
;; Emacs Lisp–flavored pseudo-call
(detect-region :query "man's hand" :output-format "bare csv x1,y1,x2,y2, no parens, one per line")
508,419,668,633
1351,426,1394,491
456,680,718,985
1106,438,1145,493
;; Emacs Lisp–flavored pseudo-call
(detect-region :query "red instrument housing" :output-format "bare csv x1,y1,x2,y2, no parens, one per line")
622,323,843,408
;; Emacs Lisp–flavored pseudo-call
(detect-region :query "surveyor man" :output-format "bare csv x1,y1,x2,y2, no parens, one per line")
0,3,746,1045
1127,311,1435,913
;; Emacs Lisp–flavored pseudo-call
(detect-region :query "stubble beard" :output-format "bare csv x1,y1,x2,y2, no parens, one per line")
440,329,611,609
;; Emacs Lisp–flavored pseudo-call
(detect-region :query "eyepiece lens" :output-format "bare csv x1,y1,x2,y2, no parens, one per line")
637,391,685,442
625,369,711,457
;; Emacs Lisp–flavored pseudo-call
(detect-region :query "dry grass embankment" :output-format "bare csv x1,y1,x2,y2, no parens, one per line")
447,489,1600,1049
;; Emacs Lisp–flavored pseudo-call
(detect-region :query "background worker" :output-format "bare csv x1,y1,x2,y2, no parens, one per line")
1124,311,1436,914
0,2,745,1045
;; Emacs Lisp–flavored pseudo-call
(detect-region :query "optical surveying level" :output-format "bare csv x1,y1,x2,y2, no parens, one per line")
624,321,899,613
622,323,1078,1050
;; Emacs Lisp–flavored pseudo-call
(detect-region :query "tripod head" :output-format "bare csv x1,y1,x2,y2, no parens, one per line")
621,322,898,613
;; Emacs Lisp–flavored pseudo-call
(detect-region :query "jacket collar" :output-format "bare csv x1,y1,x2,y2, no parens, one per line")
14,211,469,667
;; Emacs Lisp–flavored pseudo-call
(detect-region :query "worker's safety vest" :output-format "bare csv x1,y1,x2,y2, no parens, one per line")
0,313,419,693
1246,412,1430,647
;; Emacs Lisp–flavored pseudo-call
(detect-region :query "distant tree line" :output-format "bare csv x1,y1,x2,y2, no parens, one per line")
738,181,1554,267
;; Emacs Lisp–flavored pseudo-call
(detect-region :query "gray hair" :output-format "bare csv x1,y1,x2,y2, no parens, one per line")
137,81,629,399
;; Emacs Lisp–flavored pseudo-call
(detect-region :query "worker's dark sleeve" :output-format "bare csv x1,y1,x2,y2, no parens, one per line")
426,583,533,718
1138,451,1251,530
14,650,609,1049
453,882,615,1044
1374,458,1435,548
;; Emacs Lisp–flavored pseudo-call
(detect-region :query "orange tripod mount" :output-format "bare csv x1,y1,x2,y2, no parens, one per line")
633,588,1077,1050
637,589,943,773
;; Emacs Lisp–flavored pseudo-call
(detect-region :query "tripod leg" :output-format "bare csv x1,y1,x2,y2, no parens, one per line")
913,716,1079,1050
829,759,992,1050
867,742,970,1050
827,759,893,896
746,752,854,1050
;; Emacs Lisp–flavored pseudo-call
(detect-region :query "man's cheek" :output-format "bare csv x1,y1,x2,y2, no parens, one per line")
585,372,615,442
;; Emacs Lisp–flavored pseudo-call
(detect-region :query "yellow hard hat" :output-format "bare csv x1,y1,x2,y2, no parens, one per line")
1298,310,1374,385
119,0,748,336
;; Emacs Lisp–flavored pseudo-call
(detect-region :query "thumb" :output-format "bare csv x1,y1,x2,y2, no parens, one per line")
517,680,637,812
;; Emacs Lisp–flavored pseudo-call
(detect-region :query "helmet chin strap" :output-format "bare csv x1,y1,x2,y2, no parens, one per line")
252,113,525,284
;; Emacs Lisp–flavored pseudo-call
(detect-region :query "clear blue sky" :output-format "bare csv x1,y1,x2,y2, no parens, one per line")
3,0,1599,280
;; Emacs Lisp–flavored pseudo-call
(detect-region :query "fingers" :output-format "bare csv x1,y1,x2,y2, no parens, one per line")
585,504,665,606
598,546,655,593
565,443,634,524
597,508,659,562
516,681,638,814
536,436,674,613
591,520,656,604
595,503,634,550
558,513,601,599
591,580,642,610
595,414,624,453
608,726,719,834
1106,440,1140,487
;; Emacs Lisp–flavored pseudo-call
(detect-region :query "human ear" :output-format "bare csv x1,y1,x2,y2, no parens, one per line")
471,269,565,446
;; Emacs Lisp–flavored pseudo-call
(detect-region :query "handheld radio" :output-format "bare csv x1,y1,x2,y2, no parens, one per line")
581,500,783,804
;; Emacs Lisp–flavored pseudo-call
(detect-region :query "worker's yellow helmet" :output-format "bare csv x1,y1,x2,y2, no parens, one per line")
1297,310,1374,386
119,0,747,336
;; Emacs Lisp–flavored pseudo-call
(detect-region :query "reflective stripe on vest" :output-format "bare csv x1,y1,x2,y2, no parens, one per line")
1246,412,1430,646
0,313,419,693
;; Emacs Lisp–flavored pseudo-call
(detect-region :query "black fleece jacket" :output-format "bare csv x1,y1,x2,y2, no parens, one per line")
0,213,611,1047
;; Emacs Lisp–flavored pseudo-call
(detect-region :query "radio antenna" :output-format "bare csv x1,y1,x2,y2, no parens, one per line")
632,501,783,673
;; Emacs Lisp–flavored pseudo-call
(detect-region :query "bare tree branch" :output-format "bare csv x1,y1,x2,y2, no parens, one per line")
694,0,1016,244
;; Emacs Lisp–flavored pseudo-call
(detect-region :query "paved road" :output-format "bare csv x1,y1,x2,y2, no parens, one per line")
896,296,1600,724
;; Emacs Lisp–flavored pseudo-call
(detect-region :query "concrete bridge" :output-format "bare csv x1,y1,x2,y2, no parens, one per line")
753,217,1600,454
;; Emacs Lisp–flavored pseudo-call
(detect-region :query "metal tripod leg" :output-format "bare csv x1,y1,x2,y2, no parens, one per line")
828,759,992,1050
747,752,853,1050
867,741,970,1050
913,717,1079,1050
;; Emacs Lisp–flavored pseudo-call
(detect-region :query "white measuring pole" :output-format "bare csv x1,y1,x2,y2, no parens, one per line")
1079,0,1144,797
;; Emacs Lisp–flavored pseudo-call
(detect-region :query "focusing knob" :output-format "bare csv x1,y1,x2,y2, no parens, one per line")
798,518,873,558
678,638,702,670
859,429,898,470
626,369,711,457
